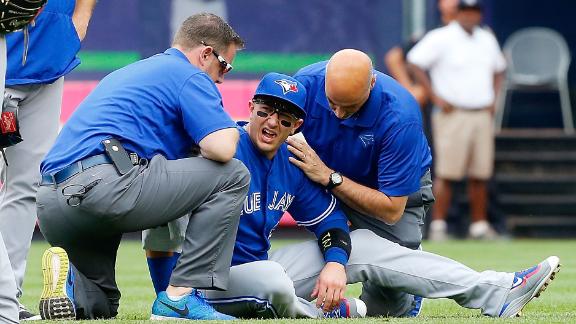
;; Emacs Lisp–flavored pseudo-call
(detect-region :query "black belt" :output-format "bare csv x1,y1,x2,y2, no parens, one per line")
40,154,112,186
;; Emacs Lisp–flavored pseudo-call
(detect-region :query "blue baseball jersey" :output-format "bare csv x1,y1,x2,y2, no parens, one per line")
6,0,81,85
294,62,432,197
41,48,236,175
232,124,349,266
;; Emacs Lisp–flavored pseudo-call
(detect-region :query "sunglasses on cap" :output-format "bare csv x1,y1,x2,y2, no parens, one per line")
252,98,299,127
201,41,233,73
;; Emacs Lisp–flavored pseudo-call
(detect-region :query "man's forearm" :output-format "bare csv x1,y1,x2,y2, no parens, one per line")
331,176,407,225
73,0,97,41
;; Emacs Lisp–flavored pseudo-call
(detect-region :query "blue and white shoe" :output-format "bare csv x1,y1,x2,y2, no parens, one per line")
323,298,367,318
151,290,236,320
39,247,76,320
404,295,424,317
499,256,560,317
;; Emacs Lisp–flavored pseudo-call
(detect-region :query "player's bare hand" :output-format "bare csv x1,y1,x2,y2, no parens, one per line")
311,262,347,312
287,137,332,186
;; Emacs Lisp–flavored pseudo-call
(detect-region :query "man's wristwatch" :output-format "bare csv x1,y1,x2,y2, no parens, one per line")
326,172,343,190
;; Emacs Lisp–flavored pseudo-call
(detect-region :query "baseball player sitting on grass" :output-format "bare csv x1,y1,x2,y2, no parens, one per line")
143,72,560,319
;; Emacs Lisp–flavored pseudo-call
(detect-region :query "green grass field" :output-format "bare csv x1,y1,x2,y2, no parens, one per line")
20,238,575,323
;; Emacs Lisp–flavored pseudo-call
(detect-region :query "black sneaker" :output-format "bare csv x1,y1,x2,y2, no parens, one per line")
19,303,41,321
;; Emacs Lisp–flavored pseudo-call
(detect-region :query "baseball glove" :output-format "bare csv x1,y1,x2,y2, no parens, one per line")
0,0,47,34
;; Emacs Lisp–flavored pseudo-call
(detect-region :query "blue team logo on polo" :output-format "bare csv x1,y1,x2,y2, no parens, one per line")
274,79,299,95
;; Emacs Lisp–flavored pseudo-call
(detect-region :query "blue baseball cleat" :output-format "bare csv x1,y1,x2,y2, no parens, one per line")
499,256,560,317
404,295,424,317
323,298,367,318
39,247,76,320
151,290,236,320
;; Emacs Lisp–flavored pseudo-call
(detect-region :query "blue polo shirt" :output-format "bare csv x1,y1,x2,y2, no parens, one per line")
41,48,236,175
232,124,349,266
295,62,432,197
6,0,81,85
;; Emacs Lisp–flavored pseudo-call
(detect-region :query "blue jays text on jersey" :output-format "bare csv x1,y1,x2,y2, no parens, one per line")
241,191,295,215
231,124,348,266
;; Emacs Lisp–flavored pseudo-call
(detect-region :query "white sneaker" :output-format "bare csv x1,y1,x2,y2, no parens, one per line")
323,298,367,318
469,221,499,240
428,220,448,241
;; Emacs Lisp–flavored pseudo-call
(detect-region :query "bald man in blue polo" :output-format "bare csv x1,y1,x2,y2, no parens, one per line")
287,49,433,316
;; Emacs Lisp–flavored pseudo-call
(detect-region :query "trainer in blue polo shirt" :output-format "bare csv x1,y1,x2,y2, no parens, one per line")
41,47,235,174
36,13,250,321
289,50,432,249
287,48,433,317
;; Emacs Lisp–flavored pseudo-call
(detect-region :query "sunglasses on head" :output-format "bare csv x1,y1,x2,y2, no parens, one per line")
201,41,233,73
253,98,298,127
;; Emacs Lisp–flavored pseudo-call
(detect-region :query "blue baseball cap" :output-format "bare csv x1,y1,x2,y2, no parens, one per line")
253,72,307,119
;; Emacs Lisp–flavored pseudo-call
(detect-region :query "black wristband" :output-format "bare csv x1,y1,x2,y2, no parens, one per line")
318,228,352,258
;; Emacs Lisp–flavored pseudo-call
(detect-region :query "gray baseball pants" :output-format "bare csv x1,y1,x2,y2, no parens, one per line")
0,75,64,299
0,231,18,324
270,229,513,317
202,261,324,318
197,229,512,318
37,154,250,319
344,169,434,314
0,36,19,324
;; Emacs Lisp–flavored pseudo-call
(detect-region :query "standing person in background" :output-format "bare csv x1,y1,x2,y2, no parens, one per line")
384,0,457,240
0,0,97,320
0,0,49,322
407,0,505,241
289,49,433,317
385,0,458,108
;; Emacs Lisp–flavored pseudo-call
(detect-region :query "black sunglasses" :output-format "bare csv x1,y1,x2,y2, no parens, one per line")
201,41,233,73
253,99,297,127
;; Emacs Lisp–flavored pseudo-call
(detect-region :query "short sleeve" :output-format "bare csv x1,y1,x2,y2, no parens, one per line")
407,31,442,70
377,123,424,196
490,35,507,73
179,73,236,143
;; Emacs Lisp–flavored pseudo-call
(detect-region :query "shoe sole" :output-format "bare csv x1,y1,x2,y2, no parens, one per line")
20,314,42,321
504,256,561,317
150,314,235,321
39,247,76,320
150,314,179,321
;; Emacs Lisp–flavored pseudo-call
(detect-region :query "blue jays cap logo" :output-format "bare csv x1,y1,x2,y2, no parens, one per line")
274,79,299,95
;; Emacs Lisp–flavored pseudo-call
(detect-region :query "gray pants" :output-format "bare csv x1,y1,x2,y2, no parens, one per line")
37,154,250,319
343,169,434,314
346,169,434,250
269,229,513,317
196,229,512,318
0,36,19,324
0,231,18,324
0,76,64,299
202,261,324,319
